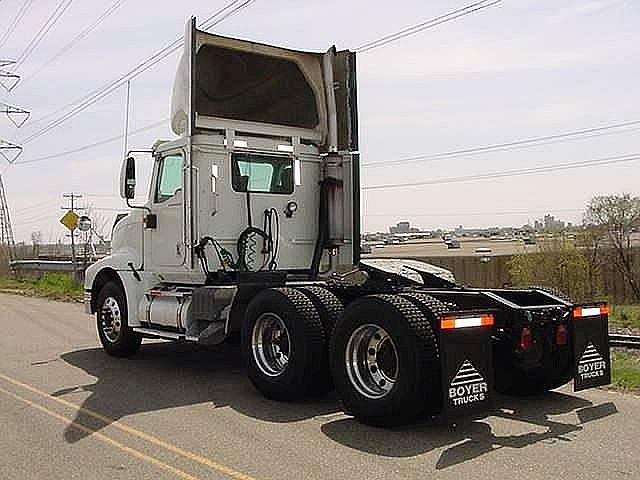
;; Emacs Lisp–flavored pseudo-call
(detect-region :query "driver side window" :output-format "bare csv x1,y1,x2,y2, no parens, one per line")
155,154,183,203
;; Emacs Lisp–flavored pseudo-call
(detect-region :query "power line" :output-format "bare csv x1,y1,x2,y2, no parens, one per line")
356,0,502,53
11,0,75,71
18,0,257,145
362,120,640,168
0,0,35,50
363,153,640,190
12,211,54,225
19,0,126,86
363,208,584,217
11,199,52,213
82,193,120,198
15,119,167,165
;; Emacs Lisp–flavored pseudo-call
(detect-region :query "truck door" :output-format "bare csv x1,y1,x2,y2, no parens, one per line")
149,151,186,268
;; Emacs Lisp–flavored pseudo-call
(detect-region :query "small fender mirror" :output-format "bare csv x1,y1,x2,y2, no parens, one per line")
120,156,136,199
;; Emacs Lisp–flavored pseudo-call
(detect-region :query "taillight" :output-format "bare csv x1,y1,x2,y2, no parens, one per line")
519,327,533,351
556,324,568,345
573,305,608,318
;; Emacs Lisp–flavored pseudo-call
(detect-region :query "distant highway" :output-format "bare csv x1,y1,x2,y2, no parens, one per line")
364,238,539,257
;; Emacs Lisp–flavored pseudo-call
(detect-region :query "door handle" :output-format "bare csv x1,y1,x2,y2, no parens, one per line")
176,242,182,256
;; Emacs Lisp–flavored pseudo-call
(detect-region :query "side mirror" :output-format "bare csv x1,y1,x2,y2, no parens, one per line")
120,156,136,199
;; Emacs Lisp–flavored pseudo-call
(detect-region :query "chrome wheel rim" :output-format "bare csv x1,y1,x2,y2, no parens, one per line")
346,324,399,399
100,296,122,343
251,313,291,377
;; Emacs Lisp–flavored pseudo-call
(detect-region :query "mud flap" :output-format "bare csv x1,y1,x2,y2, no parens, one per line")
572,304,611,391
439,313,494,417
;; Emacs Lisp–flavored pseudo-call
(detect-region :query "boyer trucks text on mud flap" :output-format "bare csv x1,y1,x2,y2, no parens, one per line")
84,19,611,426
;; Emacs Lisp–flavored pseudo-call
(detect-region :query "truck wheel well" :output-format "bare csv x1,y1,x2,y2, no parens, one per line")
91,268,125,313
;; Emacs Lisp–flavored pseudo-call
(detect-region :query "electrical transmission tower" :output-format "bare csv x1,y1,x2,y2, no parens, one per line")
0,59,27,260
0,59,28,165
0,175,15,259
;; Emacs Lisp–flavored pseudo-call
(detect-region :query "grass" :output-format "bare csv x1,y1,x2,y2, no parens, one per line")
0,273,83,300
608,304,640,331
611,350,640,393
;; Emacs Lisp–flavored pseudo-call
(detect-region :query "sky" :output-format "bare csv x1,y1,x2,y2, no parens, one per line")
0,0,639,242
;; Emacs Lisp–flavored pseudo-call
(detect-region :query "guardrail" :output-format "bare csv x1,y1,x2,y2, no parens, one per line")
609,333,640,349
10,260,78,272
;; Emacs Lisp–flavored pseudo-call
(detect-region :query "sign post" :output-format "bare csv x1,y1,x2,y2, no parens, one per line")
60,208,80,279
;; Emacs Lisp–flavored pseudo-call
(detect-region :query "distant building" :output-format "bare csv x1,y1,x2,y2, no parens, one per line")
543,214,565,230
389,221,420,234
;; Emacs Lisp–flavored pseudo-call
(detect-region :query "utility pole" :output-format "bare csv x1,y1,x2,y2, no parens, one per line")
62,193,84,279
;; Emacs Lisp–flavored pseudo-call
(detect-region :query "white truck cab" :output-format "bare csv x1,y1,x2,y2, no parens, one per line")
85,18,359,345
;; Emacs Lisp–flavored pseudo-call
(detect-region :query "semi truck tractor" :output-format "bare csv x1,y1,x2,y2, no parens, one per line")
84,18,611,426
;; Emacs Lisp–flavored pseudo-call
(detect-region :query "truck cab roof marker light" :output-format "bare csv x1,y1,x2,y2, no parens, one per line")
573,305,608,318
222,139,249,148
441,314,494,330
277,144,294,152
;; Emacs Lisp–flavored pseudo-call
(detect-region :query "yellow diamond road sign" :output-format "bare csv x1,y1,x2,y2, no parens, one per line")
60,210,79,231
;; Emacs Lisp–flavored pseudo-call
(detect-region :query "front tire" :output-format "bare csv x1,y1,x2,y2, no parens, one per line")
96,282,141,357
330,294,440,427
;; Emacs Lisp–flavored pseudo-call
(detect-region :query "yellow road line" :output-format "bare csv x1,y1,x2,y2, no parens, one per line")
0,386,200,480
0,373,256,480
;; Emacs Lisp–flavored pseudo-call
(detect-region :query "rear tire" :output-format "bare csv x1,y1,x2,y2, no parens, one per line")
244,288,327,400
96,282,141,357
399,292,449,329
296,286,344,393
330,294,440,427
297,286,344,338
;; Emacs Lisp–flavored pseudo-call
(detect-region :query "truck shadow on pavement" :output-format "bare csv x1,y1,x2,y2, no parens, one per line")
56,341,339,443
321,394,618,469
57,341,618,470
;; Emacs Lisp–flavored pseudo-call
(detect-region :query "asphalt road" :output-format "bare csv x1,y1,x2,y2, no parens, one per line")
1,293,638,480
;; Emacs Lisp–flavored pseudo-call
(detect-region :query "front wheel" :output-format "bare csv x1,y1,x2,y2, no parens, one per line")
96,281,141,357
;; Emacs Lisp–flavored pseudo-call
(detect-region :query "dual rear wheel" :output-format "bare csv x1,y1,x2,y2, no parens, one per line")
245,288,445,426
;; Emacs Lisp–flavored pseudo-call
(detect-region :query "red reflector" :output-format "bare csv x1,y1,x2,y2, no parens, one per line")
556,324,568,345
440,318,456,330
520,327,533,351
440,314,494,330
